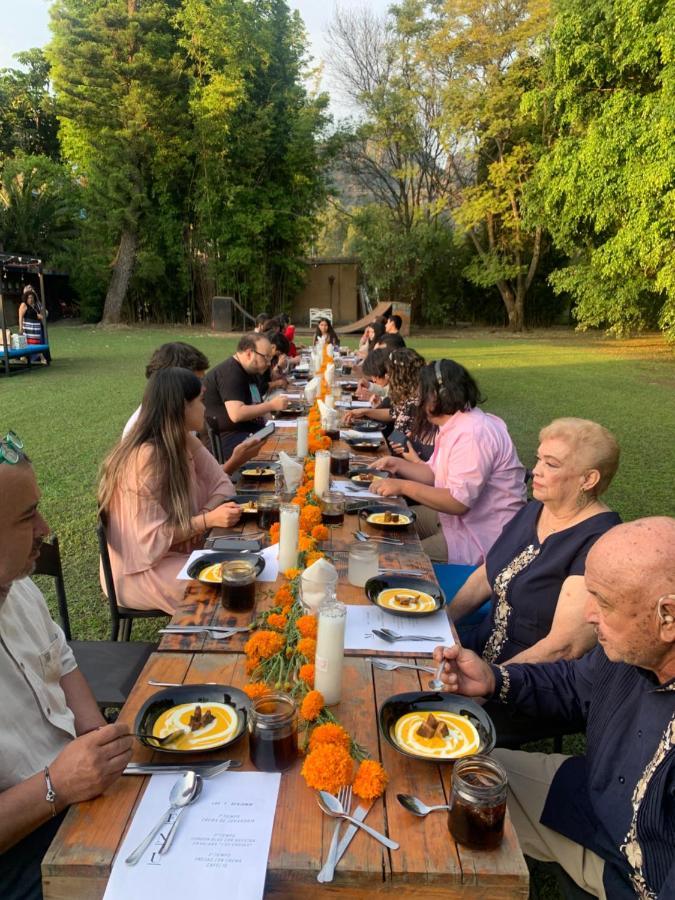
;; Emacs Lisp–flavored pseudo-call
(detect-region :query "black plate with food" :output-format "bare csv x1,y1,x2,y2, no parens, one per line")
239,464,277,480
340,381,358,392
358,504,416,529
229,494,261,514
135,684,251,754
379,691,495,763
365,574,445,617
352,419,382,433
187,551,265,584
348,467,389,485
346,438,382,452
274,402,306,418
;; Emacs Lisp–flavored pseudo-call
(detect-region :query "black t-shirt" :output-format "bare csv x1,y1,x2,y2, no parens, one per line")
203,356,264,434
379,332,406,349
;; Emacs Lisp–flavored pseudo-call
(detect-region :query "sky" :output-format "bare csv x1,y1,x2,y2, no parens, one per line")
0,0,392,115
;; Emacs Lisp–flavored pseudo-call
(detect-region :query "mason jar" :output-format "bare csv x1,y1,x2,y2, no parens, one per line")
248,692,298,772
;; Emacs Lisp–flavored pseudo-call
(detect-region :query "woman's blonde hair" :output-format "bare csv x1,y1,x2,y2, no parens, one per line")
539,417,620,496
98,367,202,531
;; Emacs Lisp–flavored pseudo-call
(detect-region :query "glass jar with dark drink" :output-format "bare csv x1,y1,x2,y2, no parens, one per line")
330,448,350,476
320,491,346,526
220,559,257,612
257,493,280,529
448,755,507,851
248,692,298,772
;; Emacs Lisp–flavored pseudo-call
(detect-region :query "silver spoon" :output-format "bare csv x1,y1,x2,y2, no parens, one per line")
397,793,452,817
428,660,446,691
159,773,203,854
317,791,399,850
125,771,200,865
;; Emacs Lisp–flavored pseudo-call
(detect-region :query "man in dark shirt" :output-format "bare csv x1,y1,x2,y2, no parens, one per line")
435,517,675,900
203,333,288,460
378,314,406,349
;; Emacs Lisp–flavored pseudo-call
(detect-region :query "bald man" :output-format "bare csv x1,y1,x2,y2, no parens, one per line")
434,518,675,900
0,445,133,899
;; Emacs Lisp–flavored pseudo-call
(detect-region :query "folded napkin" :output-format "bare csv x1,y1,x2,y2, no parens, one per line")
278,451,303,493
301,557,338,611
304,376,321,403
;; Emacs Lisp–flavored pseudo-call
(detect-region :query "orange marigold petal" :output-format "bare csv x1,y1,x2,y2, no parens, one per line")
296,615,318,639
300,689,324,721
353,759,389,801
301,744,354,794
308,723,351,751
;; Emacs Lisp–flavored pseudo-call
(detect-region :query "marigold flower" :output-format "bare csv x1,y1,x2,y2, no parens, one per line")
308,723,350,751
245,657,258,675
297,637,317,659
301,744,354,794
300,689,324,721
266,613,287,630
269,522,281,543
244,630,284,661
298,663,315,687
298,533,316,553
243,682,270,700
305,550,326,566
273,585,293,607
296,615,317,639
284,567,301,581
353,759,389,801
311,525,329,541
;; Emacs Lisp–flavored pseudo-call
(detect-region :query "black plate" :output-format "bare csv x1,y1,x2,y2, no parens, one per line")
379,691,495,763
341,381,358,391
274,403,306,417
230,494,259,513
358,504,417,529
346,438,382,451
135,684,250,754
348,467,389,485
365,574,445,617
352,419,382,433
239,465,277,479
187,551,265,583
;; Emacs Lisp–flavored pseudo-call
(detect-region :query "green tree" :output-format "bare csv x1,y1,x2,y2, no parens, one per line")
529,0,675,340
49,0,192,323
0,49,60,160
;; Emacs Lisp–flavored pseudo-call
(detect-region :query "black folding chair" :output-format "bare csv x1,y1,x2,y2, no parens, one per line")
205,417,224,464
96,513,168,641
34,536,157,709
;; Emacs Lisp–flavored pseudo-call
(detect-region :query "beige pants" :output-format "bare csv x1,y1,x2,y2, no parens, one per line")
414,505,448,563
493,749,607,900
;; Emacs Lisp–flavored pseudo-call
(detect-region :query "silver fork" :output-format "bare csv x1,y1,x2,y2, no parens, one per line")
355,531,403,545
318,784,352,883
372,628,446,643
368,657,436,674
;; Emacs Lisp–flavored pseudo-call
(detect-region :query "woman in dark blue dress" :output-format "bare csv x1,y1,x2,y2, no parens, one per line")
450,417,622,666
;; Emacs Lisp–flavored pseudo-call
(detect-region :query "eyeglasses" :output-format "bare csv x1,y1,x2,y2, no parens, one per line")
0,431,25,465
253,349,274,363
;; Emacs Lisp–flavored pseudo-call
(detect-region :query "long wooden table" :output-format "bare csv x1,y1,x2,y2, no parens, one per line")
43,422,529,897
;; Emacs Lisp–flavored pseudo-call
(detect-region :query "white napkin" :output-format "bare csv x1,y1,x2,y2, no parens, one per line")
325,362,335,386
340,428,384,442
301,557,338,611
278,451,303,493
304,376,321,403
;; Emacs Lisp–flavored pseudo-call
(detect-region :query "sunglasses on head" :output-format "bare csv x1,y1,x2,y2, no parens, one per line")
0,431,26,465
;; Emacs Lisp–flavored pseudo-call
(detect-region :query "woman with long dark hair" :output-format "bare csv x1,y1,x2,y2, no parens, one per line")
371,359,526,566
313,317,340,346
98,367,241,612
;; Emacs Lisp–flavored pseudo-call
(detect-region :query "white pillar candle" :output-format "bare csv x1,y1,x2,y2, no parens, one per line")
296,416,309,458
278,504,299,571
323,394,335,410
326,343,334,358
314,597,346,706
325,362,335,386
314,450,331,499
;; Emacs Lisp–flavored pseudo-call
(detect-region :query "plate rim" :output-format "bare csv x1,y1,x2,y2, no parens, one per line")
186,550,265,582
364,573,445,617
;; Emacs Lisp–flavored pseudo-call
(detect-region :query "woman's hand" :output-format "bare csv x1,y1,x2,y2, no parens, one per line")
391,439,421,463
432,645,495,697
371,455,400,473
226,436,266,471
370,477,404,498
206,502,242,529
343,409,366,426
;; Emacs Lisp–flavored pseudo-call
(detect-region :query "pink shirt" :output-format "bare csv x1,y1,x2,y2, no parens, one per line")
428,408,526,566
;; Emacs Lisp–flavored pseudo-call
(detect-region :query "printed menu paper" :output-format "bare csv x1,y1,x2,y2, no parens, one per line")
103,772,280,900
344,605,454,655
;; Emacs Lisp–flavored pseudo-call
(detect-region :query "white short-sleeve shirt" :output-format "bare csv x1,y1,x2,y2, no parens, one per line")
0,578,77,790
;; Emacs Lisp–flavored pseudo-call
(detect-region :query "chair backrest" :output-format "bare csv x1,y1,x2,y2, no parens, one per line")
33,535,72,641
96,512,122,640
309,307,333,327
205,417,224,464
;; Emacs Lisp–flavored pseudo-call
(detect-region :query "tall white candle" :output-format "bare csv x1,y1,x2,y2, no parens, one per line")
314,597,346,706
325,362,335,386
278,504,299,571
296,416,309,458
314,450,331,499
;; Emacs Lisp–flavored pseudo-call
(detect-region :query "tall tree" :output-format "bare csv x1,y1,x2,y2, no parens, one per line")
0,49,60,160
49,0,191,323
529,0,675,340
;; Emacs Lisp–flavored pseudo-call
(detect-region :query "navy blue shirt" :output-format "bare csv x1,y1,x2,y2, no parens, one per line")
492,647,675,899
462,501,621,663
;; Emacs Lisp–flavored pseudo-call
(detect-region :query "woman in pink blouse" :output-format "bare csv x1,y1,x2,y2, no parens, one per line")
98,368,242,612
371,359,526,566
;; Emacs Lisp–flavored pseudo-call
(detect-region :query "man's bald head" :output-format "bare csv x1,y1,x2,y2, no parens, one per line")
0,460,50,589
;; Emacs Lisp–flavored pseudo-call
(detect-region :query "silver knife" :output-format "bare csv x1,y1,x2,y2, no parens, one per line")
329,804,370,875
123,761,241,777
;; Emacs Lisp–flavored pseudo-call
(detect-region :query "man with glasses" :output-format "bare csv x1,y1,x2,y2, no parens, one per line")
203,333,289,461
0,435,133,899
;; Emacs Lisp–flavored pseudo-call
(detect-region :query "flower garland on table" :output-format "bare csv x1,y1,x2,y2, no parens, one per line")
243,384,389,803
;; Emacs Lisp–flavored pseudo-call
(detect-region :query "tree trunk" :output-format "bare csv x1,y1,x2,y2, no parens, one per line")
496,279,526,331
101,229,137,324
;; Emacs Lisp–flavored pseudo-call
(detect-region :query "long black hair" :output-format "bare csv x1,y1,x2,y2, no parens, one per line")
313,317,340,345
415,359,484,432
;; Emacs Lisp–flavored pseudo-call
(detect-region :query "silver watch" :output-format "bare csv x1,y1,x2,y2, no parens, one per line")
44,766,57,817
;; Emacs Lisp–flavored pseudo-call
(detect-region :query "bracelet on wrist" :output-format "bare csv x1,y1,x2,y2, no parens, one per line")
44,767,57,817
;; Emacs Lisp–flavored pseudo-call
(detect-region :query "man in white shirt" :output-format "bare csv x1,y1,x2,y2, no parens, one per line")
0,443,133,899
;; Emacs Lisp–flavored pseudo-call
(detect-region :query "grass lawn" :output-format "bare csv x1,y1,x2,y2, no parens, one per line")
1,323,674,642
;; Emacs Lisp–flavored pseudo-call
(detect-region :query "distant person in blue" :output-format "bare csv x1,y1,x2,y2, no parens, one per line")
435,516,675,900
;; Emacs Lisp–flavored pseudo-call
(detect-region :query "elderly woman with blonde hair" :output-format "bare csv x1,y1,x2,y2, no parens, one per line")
449,417,621,666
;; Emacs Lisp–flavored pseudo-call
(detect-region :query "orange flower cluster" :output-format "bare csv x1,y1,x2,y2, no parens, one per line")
353,759,389,801
244,630,284,663
305,550,326,566
301,743,354,794
300,690,324,721
311,524,329,541
298,663,315,687
283,567,301,580
269,522,281,543
296,615,317,639
300,505,322,532
308,723,350,751
267,613,287,630
243,682,270,700
297,637,317,660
